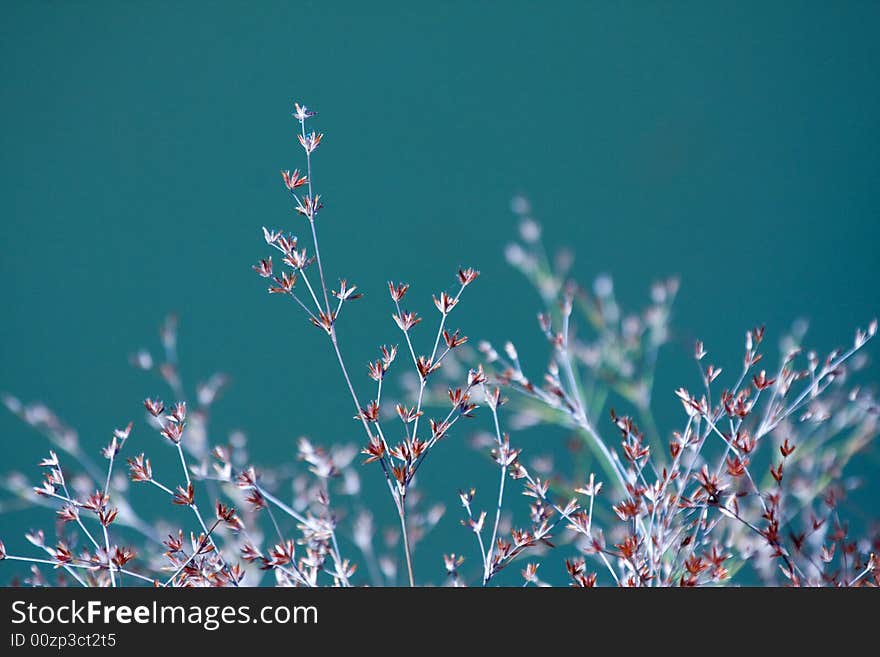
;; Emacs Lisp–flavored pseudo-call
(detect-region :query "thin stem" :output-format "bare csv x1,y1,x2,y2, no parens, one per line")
176,443,191,488
190,503,236,583
329,329,401,508
847,557,875,587
163,518,221,587
295,111,409,583
720,504,803,581
328,527,351,586
148,478,175,497
101,445,120,587
398,494,415,587
289,289,320,322
101,524,117,587
275,563,315,587
309,219,331,312
167,441,238,586
410,284,465,444
482,384,507,585
55,477,101,551
559,304,629,494
264,499,286,543
495,349,627,495
393,298,421,371
4,555,89,587
297,268,325,316
302,113,330,316
318,480,352,587
484,466,506,586
103,454,115,502
6,554,157,586
407,395,469,483
260,487,308,524
463,501,488,573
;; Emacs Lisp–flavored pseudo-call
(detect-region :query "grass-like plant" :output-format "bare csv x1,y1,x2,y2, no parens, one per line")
1,103,877,587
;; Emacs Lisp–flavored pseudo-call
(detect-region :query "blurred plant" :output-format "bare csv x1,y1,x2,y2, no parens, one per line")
1,107,878,587
469,201,879,585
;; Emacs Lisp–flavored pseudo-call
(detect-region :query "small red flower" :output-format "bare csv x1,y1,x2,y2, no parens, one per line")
172,483,195,506
280,169,308,191
457,267,480,286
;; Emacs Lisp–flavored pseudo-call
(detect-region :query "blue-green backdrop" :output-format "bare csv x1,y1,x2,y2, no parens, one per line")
2,1,879,584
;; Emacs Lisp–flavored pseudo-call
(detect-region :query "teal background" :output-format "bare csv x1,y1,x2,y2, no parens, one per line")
2,1,879,584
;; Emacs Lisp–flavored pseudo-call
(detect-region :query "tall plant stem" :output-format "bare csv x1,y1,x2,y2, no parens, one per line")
399,493,415,587
298,109,414,584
